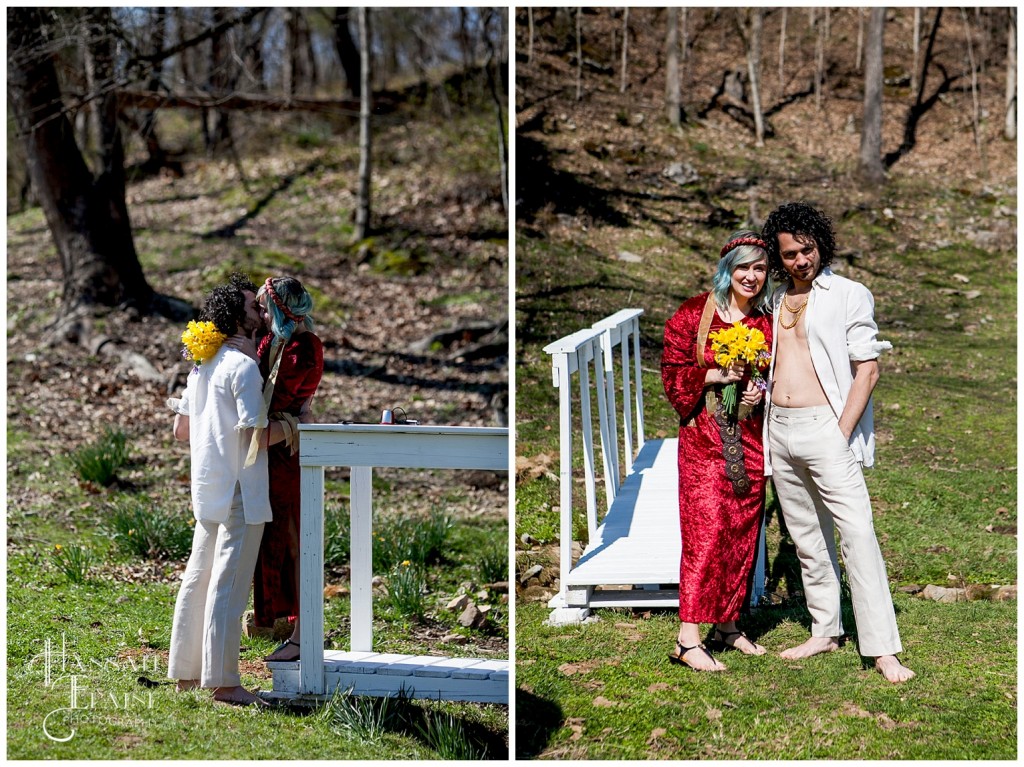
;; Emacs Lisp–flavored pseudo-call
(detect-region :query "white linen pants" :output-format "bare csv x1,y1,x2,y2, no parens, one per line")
168,487,265,688
768,405,902,658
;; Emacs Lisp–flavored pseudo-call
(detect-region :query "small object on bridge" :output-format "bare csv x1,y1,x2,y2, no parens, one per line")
380,409,394,424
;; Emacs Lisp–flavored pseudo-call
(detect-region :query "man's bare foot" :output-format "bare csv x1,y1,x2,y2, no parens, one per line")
779,636,840,660
669,641,727,672
175,679,200,692
212,686,269,707
714,626,767,656
875,655,915,683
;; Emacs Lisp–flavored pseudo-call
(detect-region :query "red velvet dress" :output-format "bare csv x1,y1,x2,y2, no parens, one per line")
661,293,772,623
253,331,324,628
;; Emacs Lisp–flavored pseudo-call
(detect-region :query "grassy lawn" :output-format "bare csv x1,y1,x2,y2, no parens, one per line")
514,171,1017,758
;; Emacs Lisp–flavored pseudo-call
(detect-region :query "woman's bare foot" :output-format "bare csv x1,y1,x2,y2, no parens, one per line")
874,655,915,683
175,679,200,692
779,636,840,659
714,623,767,655
212,686,268,706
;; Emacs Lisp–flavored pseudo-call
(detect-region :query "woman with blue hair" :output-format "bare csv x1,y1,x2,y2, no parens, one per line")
661,231,774,672
250,276,323,662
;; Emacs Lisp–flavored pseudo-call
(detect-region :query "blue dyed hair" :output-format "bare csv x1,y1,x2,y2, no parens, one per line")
710,230,773,313
258,276,315,345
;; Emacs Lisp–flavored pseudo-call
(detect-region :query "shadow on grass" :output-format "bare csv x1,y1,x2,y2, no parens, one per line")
514,687,563,759
273,693,508,759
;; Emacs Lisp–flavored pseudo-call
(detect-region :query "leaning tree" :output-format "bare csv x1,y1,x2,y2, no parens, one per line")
8,7,265,349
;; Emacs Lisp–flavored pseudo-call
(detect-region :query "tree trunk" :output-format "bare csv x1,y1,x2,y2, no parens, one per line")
1006,9,1017,140
8,7,155,338
575,8,583,101
333,8,362,99
665,7,681,126
207,9,233,154
911,8,921,95
858,8,887,185
814,10,825,108
778,8,787,89
354,7,372,241
744,9,765,147
856,8,864,72
960,8,986,176
527,8,535,64
620,7,629,94
484,9,508,213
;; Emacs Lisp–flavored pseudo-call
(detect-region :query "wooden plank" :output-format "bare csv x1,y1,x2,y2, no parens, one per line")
342,653,411,674
350,466,374,653
269,669,508,703
375,656,452,676
413,657,489,678
299,465,326,695
451,660,508,680
300,426,508,471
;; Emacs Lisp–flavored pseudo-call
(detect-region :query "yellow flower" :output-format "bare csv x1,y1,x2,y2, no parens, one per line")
181,320,227,365
401,560,411,567
54,544,62,551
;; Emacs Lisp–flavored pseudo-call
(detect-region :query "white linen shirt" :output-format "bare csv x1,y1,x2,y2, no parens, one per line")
174,345,271,524
764,267,892,474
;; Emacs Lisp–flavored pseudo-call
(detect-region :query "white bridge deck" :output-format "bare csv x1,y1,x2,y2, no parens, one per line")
543,309,764,619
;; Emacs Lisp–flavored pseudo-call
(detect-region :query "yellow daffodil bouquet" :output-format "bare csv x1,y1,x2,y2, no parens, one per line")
181,320,227,368
708,321,771,419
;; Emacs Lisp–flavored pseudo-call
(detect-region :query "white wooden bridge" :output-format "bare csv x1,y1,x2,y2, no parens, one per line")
262,424,509,704
542,309,766,623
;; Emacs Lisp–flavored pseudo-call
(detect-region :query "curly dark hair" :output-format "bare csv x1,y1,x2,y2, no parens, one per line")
200,273,256,336
761,202,836,282
228,272,257,294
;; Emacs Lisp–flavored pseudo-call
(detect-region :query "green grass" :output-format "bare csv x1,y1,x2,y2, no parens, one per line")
68,427,129,486
516,597,1015,760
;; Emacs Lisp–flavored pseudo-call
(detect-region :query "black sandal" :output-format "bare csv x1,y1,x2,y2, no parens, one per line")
712,628,758,653
264,638,300,662
668,641,720,671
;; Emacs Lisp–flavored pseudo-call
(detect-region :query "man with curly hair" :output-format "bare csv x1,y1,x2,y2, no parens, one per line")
761,202,914,683
167,274,273,706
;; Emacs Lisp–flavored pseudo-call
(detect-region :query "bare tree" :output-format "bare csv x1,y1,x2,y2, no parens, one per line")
620,8,629,94
911,8,921,95
665,7,681,126
1006,8,1017,140
739,9,765,146
856,8,864,72
575,8,583,101
527,8,535,64
8,8,155,340
778,8,787,88
354,7,372,241
960,7,986,176
858,7,887,185
331,8,362,98
483,9,508,213
814,9,825,108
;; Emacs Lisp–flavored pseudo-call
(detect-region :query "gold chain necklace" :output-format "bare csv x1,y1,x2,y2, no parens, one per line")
779,293,809,330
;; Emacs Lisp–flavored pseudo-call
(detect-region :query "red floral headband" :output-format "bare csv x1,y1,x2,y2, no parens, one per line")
264,278,303,323
720,237,767,257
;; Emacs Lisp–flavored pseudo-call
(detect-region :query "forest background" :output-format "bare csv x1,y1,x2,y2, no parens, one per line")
7,7,510,760
514,6,1016,760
